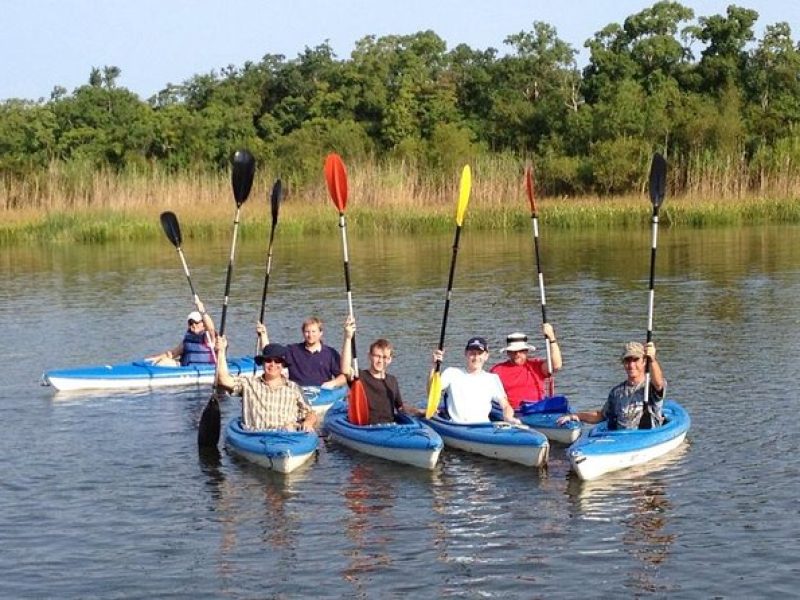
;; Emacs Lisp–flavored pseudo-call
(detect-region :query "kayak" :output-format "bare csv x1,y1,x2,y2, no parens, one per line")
42,357,259,392
421,415,549,467
225,417,319,474
324,402,443,469
491,396,581,444
567,400,691,481
301,385,349,416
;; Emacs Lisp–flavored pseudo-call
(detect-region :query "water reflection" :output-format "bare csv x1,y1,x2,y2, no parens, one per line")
565,444,689,594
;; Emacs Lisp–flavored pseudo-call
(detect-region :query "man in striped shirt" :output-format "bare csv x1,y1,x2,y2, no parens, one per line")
216,337,317,432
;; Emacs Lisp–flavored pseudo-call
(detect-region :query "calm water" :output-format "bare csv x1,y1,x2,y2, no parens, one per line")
2,225,799,598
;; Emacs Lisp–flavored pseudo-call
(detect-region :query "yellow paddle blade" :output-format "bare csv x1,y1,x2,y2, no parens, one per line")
425,371,442,418
456,165,471,226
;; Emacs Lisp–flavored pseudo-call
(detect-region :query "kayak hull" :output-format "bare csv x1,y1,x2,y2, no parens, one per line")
302,386,348,417
225,418,318,474
43,357,258,392
422,416,549,467
567,400,690,481
324,404,443,469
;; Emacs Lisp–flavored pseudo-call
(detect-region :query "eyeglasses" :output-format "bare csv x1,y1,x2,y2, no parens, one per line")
263,357,284,365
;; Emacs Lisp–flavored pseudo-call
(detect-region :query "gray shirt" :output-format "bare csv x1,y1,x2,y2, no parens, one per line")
602,378,666,430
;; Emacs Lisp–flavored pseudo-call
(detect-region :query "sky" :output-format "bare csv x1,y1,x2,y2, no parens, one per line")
3,1,799,102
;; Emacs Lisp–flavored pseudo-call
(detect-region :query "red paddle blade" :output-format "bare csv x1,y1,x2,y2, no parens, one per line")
525,164,537,214
347,379,369,425
324,153,348,212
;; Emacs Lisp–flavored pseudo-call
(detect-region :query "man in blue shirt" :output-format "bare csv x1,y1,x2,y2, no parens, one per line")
257,316,346,388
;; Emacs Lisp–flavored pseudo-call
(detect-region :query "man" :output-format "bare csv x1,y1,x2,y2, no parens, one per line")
430,337,520,425
490,324,562,409
147,298,216,366
340,315,424,424
215,336,317,432
258,317,346,388
557,341,665,430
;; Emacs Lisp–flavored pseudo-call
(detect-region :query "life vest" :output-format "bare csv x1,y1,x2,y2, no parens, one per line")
180,331,214,366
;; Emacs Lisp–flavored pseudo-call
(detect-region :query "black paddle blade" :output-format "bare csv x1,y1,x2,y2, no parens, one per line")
231,150,256,206
197,395,221,448
159,211,182,247
270,179,282,225
649,153,667,208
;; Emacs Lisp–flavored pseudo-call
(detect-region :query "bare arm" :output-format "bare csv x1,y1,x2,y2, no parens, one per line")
645,342,665,393
214,335,235,391
256,322,269,349
541,323,563,375
340,316,355,379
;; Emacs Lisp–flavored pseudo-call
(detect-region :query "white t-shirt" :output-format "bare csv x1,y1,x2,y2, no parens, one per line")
440,367,506,424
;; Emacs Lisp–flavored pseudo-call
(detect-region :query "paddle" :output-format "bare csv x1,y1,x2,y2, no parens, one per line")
425,165,472,418
525,164,554,385
253,179,283,374
197,149,256,449
160,211,199,304
324,153,368,425
643,153,667,409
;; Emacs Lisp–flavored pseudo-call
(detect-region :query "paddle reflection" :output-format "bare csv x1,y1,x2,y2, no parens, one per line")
342,463,396,588
565,444,688,594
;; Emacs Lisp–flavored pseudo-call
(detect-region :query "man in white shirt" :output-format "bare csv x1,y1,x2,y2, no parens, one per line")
430,336,520,425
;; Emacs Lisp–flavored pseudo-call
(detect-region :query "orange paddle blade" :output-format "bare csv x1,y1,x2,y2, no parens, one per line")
525,164,537,214
324,153,348,212
348,379,369,425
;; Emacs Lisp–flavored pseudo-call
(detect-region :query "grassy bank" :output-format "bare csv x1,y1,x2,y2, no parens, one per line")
3,193,800,246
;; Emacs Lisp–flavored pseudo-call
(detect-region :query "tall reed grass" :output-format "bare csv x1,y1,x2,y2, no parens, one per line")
2,152,800,245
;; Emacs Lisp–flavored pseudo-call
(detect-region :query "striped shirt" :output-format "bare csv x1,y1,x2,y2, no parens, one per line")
230,375,312,431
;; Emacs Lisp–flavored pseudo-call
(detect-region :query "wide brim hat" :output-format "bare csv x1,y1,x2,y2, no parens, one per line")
255,343,287,365
502,332,535,353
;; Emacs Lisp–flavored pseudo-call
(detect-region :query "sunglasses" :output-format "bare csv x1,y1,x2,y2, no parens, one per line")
188,320,202,326
623,356,643,363
262,357,285,365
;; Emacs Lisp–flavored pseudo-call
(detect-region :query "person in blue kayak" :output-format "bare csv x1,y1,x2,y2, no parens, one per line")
147,298,216,366
215,337,317,432
431,337,520,425
490,325,562,410
557,341,666,430
339,315,424,424
257,316,346,389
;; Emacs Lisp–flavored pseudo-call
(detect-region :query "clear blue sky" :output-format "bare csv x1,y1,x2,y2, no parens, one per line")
3,1,797,102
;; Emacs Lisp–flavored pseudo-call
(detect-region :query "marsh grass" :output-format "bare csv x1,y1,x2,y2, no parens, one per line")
3,155,800,245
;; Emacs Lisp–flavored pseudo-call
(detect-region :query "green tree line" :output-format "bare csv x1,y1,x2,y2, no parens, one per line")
3,1,800,206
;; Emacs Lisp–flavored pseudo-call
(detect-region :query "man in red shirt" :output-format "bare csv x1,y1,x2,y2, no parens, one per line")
490,325,562,409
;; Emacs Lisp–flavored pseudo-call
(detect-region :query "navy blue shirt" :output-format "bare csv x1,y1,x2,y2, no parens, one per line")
284,343,342,386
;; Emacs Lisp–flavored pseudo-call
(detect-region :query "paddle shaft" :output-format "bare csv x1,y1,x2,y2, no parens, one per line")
530,213,553,377
432,224,463,374
339,212,359,375
643,204,660,405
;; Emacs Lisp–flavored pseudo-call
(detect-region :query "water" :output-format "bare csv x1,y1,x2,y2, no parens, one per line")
2,225,799,598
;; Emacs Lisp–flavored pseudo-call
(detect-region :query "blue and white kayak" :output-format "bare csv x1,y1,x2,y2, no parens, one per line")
421,415,549,467
225,417,319,474
567,400,691,481
491,396,581,444
324,402,443,469
42,357,258,392
301,385,349,417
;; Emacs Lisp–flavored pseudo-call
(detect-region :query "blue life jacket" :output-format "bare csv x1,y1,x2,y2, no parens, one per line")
181,331,214,366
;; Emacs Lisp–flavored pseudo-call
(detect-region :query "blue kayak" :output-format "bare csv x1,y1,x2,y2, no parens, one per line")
567,400,691,481
301,385,348,416
491,396,581,444
421,415,549,467
225,417,319,474
43,357,258,392
324,402,443,469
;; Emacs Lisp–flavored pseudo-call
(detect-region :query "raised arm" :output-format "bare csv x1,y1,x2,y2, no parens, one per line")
214,335,235,391
541,322,563,375
340,315,355,379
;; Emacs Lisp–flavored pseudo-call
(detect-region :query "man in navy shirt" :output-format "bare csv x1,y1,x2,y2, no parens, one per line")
257,316,346,388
